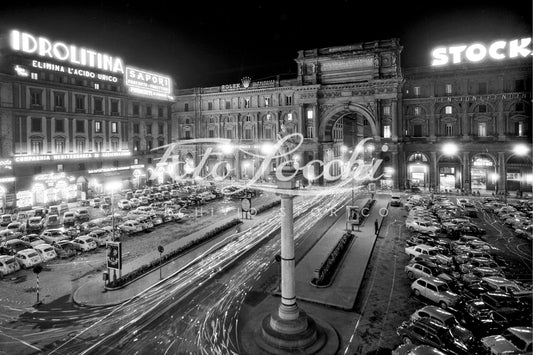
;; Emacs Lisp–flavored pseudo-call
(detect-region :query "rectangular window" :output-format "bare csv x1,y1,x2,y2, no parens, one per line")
516,122,524,136
146,106,152,116
185,130,191,139
31,72,38,80
75,95,85,111
225,101,230,109
31,140,42,154
445,106,453,114
287,113,293,121
414,86,420,96
383,125,391,138
285,95,293,105
264,97,270,107
55,140,64,153
184,103,189,112
57,164,64,172
94,83,100,90
133,103,140,115
30,90,42,106
478,82,487,95
95,121,102,133
54,92,65,108
478,122,487,137
133,141,140,152
413,124,422,137
111,141,119,151
445,84,453,95
307,126,313,138
244,99,250,109
76,120,85,133
111,100,119,115
55,119,64,133
383,106,391,116
226,129,233,139
445,123,453,136
244,128,252,140
133,123,140,134
158,123,164,135
111,122,118,133
94,97,103,113
146,124,152,135
75,140,85,153
208,129,215,138
208,102,213,110
414,106,421,116
158,107,164,117
95,140,103,152
306,109,313,119
31,117,42,132
265,128,272,139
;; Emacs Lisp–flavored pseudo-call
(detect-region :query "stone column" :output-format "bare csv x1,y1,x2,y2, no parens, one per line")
391,99,398,142
429,101,436,142
462,102,469,140
498,152,506,193
463,151,470,193
497,99,505,141
431,151,438,191
392,151,399,190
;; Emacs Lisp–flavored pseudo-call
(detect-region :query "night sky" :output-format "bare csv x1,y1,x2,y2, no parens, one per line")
0,0,531,89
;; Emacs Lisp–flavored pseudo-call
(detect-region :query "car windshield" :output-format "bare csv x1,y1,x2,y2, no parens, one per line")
28,252,38,258
502,330,527,350
5,258,15,265
436,284,449,292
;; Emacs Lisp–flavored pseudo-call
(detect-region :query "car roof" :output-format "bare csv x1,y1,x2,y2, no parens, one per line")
417,305,454,319
507,327,533,341
17,248,38,254
418,276,446,284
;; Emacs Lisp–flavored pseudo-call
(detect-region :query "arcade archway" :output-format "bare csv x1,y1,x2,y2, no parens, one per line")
470,154,497,192
407,153,430,189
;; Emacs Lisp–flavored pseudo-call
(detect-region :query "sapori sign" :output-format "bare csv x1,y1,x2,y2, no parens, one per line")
431,38,532,66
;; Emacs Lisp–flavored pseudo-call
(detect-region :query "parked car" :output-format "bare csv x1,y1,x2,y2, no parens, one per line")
87,229,111,247
45,214,61,229
481,326,532,355
0,230,16,242
455,298,503,337
409,305,474,345
406,220,440,236
20,234,47,247
6,221,25,237
118,220,142,234
40,229,70,244
74,208,90,222
117,199,131,210
71,236,98,252
33,243,57,262
90,198,102,208
0,239,33,256
14,248,42,269
405,244,440,259
0,214,13,226
411,276,460,309
396,318,470,355
63,212,76,227
32,207,47,218
0,255,21,278
52,240,78,259
26,216,45,233
480,276,533,297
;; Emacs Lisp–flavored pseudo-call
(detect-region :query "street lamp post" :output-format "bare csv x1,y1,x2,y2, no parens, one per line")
105,181,122,280
504,144,530,203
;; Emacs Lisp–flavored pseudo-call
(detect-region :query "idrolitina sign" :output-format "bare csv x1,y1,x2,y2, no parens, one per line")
151,133,383,197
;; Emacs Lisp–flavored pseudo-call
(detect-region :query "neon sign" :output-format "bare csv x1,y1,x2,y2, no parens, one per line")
125,67,173,101
10,30,125,74
431,38,532,66
14,151,131,163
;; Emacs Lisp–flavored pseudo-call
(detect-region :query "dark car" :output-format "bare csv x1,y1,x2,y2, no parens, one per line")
52,240,78,259
396,318,470,355
479,292,531,326
455,299,503,337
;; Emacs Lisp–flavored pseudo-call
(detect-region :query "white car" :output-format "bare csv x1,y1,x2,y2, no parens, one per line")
6,221,25,237
33,243,57,262
119,220,142,234
117,199,131,210
411,276,460,310
481,327,532,355
87,229,111,247
15,248,42,269
0,255,20,277
405,220,440,236
71,236,98,252
40,229,70,244
405,244,439,259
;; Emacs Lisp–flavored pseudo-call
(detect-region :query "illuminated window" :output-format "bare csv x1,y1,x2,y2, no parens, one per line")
307,109,313,119
445,106,453,114
57,164,63,172
76,121,85,133
445,123,453,136
413,87,420,96
264,97,270,107
516,122,524,136
31,72,38,80
31,140,42,154
208,102,213,110
414,106,421,116
244,99,250,109
111,122,118,134
95,121,102,133
266,113,271,120
285,95,293,105
94,97,103,114
383,125,391,138
54,92,65,108
478,122,487,137
287,113,293,121
94,83,100,90
75,95,85,112
111,140,119,152
133,123,140,134
31,117,42,132
55,119,64,133
75,139,85,153
445,84,452,95
133,140,140,152
95,140,103,152
54,140,64,154
146,124,152,135
158,123,164,135
383,106,391,116
30,89,42,106
184,103,189,112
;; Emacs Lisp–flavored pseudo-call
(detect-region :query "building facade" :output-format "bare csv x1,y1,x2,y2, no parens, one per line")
0,30,174,210
172,37,532,194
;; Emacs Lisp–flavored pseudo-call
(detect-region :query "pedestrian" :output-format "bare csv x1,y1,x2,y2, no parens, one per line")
374,219,379,235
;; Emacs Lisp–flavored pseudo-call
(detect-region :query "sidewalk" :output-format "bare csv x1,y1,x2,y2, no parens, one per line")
72,198,279,307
